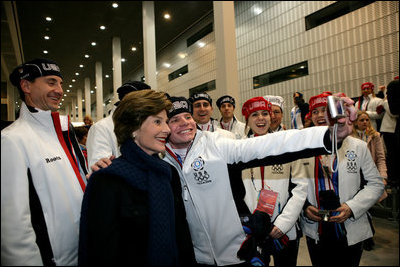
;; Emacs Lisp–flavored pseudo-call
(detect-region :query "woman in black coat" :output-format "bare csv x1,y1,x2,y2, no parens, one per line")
78,90,195,266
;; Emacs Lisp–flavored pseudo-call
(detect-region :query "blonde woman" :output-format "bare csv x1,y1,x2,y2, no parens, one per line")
352,111,387,181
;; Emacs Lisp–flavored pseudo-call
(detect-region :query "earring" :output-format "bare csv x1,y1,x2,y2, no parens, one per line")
132,133,136,139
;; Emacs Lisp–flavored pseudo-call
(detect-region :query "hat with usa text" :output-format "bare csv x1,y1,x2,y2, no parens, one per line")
9,58,63,87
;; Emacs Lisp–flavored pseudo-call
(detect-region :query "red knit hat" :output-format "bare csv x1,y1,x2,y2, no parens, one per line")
242,97,272,121
308,91,332,112
361,82,374,91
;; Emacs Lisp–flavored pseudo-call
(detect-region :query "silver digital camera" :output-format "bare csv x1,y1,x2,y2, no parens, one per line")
327,95,346,119
318,210,332,222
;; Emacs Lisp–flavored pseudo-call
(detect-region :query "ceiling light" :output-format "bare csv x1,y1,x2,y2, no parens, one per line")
131,47,137,51
62,99,64,101
67,89,70,92
164,13,171,19
45,17,52,22
253,7,263,15
84,54,90,58
163,63,171,68
69,85,73,88
91,90,94,94
82,99,85,102
105,75,109,78
178,52,187,59
198,42,205,48
112,3,118,8
43,50,48,54
100,25,106,30
79,64,84,68
72,79,76,82
121,58,126,62
44,36,50,40
64,94,67,96
75,73,79,76
91,42,96,46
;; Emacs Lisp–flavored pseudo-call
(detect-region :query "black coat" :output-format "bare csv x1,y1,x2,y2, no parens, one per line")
78,141,195,266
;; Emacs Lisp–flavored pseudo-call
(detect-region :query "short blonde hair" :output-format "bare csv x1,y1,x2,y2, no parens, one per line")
113,90,171,146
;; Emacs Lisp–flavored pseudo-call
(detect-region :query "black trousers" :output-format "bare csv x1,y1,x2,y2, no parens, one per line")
262,239,299,267
306,236,363,267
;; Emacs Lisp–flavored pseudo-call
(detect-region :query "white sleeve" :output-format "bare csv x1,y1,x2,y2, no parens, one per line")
215,126,329,164
1,134,43,265
86,121,115,172
345,144,385,219
366,98,384,120
273,161,309,234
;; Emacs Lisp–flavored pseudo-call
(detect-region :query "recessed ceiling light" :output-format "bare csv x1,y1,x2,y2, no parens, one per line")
67,89,70,92
100,25,106,30
105,75,110,78
75,73,79,76
44,36,50,40
69,85,73,88
178,52,187,59
198,42,205,48
112,3,118,8
43,50,48,54
45,17,52,22
164,13,171,19
121,58,126,62
91,42,96,46
131,47,137,51
79,65,84,68
253,7,263,15
64,94,67,96
91,90,94,94
82,99,85,102
84,54,90,58
72,79,76,82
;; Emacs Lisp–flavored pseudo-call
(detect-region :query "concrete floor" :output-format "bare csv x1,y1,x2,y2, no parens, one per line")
294,216,399,266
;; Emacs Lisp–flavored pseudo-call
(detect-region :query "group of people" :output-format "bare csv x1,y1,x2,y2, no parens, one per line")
1,58,397,266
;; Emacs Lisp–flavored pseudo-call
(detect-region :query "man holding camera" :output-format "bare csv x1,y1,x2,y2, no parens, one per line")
296,92,384,266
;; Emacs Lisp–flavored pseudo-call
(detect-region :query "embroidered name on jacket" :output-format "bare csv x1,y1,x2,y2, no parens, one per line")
45,156,62,163
191,157,211,184
345,150,358,173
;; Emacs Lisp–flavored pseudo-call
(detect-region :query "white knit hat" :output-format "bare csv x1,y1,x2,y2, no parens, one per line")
263,95,285,111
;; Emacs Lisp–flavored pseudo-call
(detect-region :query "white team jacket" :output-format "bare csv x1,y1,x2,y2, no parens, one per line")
86,106,120,171
217,117,247,139
242,158,308,240
1,103,87,265
297,136,384,246
163,126,330,265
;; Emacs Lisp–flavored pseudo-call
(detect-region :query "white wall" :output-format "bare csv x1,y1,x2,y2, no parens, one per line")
235,1,399,127
125,1,399,127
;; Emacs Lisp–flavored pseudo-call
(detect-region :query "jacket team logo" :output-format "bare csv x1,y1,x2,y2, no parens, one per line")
191,157,211,184
191,157,204,171
271,164,283,174
345,150,358,173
